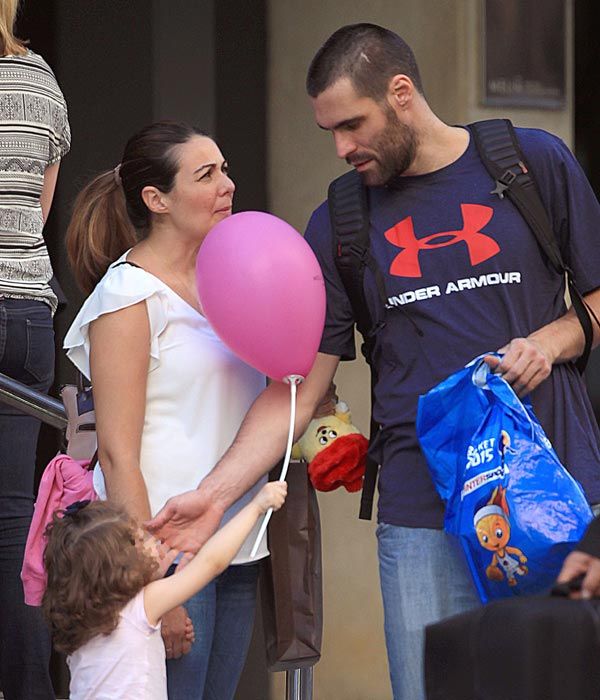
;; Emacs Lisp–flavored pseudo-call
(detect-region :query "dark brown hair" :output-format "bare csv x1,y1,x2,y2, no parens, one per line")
42,501,157,655
306,23,423,101
65,120,207,293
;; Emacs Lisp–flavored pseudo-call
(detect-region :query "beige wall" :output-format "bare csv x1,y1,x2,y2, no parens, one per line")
267,2,573,698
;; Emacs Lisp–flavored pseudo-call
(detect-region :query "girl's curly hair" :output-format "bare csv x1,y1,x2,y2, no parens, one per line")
42,500,158,655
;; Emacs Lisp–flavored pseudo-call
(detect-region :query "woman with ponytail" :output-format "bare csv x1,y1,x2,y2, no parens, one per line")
0,1,70,698
63,121,267,700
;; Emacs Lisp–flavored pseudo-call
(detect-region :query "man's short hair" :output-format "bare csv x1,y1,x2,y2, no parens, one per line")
306,23,423,101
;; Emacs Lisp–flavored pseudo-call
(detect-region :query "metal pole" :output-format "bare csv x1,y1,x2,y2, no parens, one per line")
285,667,313,700
0,372,67,429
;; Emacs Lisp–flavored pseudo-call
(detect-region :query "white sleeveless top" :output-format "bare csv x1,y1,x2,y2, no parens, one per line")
67,589,166,700
64,252,268,563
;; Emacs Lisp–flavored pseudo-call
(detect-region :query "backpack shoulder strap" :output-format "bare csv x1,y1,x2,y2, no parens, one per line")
328,170,382,345
327,169,381,520
469,118,595,373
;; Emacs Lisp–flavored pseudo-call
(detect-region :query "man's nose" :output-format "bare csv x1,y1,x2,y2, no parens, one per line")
333,132,356,160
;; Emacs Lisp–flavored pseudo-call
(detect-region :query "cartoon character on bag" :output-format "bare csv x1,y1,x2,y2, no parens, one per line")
474,485,528,586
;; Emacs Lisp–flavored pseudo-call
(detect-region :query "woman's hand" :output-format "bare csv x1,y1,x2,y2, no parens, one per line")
161,605,194,659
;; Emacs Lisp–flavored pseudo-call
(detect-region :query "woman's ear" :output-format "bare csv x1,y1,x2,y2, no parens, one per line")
141,186,169,215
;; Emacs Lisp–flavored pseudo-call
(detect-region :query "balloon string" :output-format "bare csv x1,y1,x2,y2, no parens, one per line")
250,378,298,558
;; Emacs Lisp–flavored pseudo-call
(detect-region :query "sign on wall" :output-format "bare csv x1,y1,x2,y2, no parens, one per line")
483,0,566,109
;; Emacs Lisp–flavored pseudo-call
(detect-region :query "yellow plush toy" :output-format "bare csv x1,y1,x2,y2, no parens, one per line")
292,401,368,492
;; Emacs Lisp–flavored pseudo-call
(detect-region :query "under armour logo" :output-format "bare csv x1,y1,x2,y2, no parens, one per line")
384,204,499,278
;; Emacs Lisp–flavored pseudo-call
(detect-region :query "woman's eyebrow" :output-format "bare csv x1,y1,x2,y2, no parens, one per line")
193,162,216,175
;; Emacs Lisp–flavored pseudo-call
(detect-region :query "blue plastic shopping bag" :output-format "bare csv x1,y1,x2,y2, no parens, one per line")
416,354,593,603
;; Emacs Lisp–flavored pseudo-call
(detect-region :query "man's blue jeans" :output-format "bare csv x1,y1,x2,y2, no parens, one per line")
377,522,480,700
0,299,55,699
166,561,259,700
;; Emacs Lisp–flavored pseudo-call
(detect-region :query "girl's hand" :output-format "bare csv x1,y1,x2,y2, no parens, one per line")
253,481,288,514
161,605,194,659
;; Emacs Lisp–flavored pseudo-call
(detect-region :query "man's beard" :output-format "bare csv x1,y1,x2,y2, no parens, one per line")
351,107,418,187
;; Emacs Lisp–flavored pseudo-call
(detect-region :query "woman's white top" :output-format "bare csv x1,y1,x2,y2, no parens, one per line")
67,589,166,700
64,251,268,563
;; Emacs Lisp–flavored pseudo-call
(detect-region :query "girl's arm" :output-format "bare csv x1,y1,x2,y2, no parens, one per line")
88,301,152,521
143,481,287,624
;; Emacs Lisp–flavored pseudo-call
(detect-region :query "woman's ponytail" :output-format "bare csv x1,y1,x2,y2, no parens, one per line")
65,171,138,293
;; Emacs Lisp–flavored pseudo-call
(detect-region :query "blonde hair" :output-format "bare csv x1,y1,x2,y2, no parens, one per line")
0,0,27,56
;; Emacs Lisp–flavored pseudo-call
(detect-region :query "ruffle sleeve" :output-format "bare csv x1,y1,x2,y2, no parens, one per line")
63,263,169,379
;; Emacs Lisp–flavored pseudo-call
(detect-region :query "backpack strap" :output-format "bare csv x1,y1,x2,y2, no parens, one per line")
469,118,597,373
327,170,387,352
328,169,383,520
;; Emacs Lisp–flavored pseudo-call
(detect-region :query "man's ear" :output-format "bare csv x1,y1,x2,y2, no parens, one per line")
388,74,413,110
141,185,169,215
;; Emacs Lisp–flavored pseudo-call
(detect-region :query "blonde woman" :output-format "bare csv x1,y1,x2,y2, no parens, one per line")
0,1,70,698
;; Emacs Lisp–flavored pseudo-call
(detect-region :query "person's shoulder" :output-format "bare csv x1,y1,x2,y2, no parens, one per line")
100,258,160,293
9,49,51,70
304,199,330,245
513,125,572,166
308,198,329,224
20,50,65,88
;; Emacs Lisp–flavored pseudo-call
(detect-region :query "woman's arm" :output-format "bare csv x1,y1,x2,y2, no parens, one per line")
143,481,287,624
91,301,195,656
88,301,152,521
40,162,61,223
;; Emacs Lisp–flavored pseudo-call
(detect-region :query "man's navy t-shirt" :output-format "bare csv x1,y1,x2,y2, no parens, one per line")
304,127,600,529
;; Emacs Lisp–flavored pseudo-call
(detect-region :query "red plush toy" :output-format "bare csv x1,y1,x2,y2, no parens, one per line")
293,401,368,492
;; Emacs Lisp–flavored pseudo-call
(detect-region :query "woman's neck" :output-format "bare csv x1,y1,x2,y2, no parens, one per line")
129,232,203,313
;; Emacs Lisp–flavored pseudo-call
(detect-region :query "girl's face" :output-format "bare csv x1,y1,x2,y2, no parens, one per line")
161,135,236,241
136,529,178,579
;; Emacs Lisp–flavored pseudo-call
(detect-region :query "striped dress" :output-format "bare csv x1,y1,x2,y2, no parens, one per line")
0,49,70,314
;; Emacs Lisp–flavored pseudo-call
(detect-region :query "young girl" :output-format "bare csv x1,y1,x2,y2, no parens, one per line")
42,481,287,700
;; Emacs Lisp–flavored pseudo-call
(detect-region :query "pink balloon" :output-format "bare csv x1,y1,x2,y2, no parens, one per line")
196,211,326,382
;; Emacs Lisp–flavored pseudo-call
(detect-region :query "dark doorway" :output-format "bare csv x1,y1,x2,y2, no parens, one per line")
13,1,269,698
575,0,600,421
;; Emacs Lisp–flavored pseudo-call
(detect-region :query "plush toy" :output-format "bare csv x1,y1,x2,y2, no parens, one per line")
292,401,369,492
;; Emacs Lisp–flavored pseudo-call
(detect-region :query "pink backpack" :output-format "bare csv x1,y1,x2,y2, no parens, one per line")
21,380,98,606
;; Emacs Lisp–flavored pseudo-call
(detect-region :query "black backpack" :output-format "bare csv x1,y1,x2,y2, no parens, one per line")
327,118,598,520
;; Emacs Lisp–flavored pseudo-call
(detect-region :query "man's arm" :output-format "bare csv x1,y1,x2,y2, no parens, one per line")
146,352,340,551
484,287,600,396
